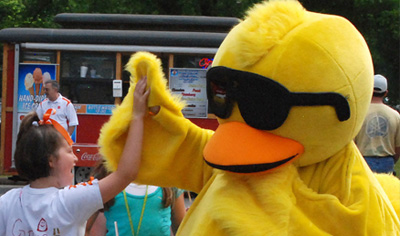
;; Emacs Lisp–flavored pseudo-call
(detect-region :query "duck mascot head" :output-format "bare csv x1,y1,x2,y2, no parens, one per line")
99,0,400,235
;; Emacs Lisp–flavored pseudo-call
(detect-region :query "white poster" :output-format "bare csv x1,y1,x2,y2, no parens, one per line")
169,68,208,118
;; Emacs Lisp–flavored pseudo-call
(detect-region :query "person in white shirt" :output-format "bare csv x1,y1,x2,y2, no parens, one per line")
36,80,78,135
0,77,150,236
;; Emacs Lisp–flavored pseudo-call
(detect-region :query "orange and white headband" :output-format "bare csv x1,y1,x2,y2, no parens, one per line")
34,108,74,146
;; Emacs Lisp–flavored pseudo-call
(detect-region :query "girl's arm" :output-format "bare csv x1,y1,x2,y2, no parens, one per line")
98,77,149,203
171,193,186,234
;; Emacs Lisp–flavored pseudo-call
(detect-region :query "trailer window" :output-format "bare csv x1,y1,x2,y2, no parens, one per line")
60,52,115,104
20,51,57,63
174,55,214,69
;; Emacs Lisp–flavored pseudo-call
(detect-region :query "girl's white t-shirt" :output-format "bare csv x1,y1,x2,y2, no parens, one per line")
0,179,103,236
124,183,158,195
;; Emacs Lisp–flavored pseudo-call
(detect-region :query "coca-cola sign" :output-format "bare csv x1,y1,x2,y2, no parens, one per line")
80,152,102,161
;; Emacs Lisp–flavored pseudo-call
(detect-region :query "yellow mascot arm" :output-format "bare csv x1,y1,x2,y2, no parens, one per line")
374,173,400,218
98,52,214,193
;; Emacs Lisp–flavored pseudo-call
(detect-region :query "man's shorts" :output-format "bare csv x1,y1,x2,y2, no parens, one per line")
364,156,394,174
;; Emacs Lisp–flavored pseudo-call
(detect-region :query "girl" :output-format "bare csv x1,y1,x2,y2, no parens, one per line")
0,77,150,236
86,162,186,236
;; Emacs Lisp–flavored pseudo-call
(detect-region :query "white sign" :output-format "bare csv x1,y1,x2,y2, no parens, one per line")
169,68,208,118
113,80,122,97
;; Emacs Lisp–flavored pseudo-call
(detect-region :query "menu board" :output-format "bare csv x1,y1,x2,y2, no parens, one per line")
169,68,208,118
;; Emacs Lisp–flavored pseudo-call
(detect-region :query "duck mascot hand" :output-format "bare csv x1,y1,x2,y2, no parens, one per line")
98,52,215,193
99,0,400,235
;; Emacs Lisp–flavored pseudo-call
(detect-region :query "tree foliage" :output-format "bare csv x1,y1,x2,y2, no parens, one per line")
300,0,399,105
0,0,398,105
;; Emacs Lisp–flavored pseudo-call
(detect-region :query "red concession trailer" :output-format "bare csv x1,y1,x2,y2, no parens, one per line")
0,13,238,182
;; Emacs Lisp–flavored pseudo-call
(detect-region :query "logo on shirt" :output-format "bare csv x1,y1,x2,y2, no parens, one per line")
58,106,60,109
12,219,34,236
366,115,388,138
37,218,48,232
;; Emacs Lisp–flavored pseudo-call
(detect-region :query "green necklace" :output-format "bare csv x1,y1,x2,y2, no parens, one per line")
123,185,148,236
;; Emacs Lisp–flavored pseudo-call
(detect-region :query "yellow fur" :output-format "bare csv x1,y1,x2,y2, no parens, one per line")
99,51,214,191
99,1,400,235
213,2,374,167
125,52,186,112
232,0,305,68
98,52,186,172
375,173,400,216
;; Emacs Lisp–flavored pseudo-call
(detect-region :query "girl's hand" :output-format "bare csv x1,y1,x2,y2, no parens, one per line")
133,77,150,118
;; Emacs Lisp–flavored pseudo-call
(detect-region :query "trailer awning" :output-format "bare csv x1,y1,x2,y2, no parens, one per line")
0,28,227,48
54,13,239,32
21,43,218,54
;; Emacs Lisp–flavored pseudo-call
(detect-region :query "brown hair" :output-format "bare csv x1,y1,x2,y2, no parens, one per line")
14,112,64,181
162,187,176,208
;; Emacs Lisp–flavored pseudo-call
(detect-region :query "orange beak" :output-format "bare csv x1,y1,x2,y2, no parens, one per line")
203,122,304,173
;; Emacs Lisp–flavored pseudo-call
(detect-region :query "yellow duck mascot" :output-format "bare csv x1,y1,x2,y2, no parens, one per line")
99,0,400,235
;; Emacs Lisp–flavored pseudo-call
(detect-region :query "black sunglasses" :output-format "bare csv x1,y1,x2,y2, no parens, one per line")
206,66,350,130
